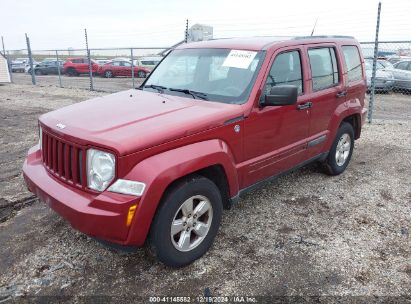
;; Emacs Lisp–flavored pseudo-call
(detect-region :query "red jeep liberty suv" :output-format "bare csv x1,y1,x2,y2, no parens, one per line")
23,36,367,267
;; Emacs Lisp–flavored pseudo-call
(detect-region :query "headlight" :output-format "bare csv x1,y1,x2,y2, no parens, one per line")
87,149,115,192
108,179,146,196
39,125,42,149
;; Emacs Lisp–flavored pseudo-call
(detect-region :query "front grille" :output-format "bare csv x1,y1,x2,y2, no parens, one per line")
42,130,86,188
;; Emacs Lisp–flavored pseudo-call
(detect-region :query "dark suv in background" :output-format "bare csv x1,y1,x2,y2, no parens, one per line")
28,60,64,75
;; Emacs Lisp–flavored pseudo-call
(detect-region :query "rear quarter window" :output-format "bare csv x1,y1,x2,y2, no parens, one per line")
342,46,363,82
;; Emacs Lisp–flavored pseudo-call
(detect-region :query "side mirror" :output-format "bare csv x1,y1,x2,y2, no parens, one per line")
261,85,298,107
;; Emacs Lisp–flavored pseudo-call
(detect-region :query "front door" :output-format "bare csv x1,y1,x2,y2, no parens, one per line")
241,48,311,188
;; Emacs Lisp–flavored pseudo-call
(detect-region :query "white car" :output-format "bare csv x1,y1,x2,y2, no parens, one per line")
392,60,411,91
12,58,38,73
95,58,111,65
12,58,30,72
133,56,162,70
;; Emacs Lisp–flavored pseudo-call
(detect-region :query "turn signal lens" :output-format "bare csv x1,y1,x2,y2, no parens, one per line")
126,204,137,226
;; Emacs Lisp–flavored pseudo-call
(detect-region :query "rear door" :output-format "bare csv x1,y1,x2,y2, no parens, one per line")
242,47,311,188
303,44,344,159
49,61,58,74
80,58,90,73
111,61,121,75
121,61,132,76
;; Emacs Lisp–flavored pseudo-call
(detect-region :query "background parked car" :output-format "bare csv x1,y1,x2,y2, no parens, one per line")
378,59,394,69
12,58,38,72
387,56,411,65
133,56,162,71
392,60,411,91
97,60,150,78
364,58,395,92
95,58,111,65
27,60,64,75
63,57,99,76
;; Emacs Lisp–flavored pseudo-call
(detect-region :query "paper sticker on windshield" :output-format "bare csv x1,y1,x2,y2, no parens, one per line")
223,50,258,69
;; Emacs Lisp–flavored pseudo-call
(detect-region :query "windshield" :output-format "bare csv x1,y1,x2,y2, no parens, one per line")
143,48,264,104
378,60,394,69
365,59,384,70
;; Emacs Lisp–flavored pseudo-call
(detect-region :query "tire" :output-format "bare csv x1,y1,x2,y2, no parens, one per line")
324,122,355,175
104,70,113,78
148,175,223,267
34,69,42,75
66,68,78,77
137,70,146,78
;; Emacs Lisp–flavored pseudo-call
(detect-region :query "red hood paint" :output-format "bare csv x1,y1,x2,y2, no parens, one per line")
39,89,243,156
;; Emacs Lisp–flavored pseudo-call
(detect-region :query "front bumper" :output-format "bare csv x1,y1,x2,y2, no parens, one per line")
23,146,141,245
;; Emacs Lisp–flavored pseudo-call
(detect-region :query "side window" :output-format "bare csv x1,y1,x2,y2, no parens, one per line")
308,47,339,91
396,61,408,70
264,50,303,95
342,46,362,82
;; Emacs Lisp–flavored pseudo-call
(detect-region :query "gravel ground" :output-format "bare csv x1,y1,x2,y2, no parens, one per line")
0,84,410,302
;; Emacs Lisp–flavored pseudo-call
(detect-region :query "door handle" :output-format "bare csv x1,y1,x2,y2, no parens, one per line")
336,91,347,98
297,102,312,110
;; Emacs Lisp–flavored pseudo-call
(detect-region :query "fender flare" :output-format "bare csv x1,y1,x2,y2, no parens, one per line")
324,102,362,151
123,139,239,246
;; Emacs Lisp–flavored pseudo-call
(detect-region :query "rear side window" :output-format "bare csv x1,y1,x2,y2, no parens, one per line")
396,61,409,70
264,50,303,95
342,46,362,82
308,47,339,91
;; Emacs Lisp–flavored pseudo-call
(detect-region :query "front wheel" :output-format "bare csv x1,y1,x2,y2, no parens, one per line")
104,70,113,78
148,176,222,267
324,122,355,175
66,68,78,77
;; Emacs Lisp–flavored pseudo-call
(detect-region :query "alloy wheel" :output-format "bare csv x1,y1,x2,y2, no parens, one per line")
335,133,351,166
170,195,213,252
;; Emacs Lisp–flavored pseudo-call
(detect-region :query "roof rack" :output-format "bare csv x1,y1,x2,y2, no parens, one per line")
294,35,355,40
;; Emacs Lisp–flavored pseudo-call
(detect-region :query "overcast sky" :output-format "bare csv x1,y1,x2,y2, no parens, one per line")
1,0,410,51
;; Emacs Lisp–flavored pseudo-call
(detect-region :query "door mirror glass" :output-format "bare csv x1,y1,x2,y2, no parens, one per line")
262,85,298,106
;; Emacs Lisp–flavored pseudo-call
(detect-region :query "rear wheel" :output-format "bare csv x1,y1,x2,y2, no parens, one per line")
34,69,42,75
137,70,146,78
148,176,222,267
324,122,355,175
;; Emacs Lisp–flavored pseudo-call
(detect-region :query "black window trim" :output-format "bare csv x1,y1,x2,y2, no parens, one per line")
262,48,305,98
308,46,341,92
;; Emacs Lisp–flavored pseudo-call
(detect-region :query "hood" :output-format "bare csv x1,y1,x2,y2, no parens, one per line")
40,90,243,155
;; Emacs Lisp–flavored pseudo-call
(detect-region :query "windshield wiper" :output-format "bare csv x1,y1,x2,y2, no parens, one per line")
168,88,208,100
144,84,167,93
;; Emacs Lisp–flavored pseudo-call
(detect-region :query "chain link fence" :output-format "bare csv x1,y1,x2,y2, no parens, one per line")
6,47,169,92
360,41,411,121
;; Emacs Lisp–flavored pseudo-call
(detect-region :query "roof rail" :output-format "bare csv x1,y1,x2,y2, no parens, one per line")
294,35,355,40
